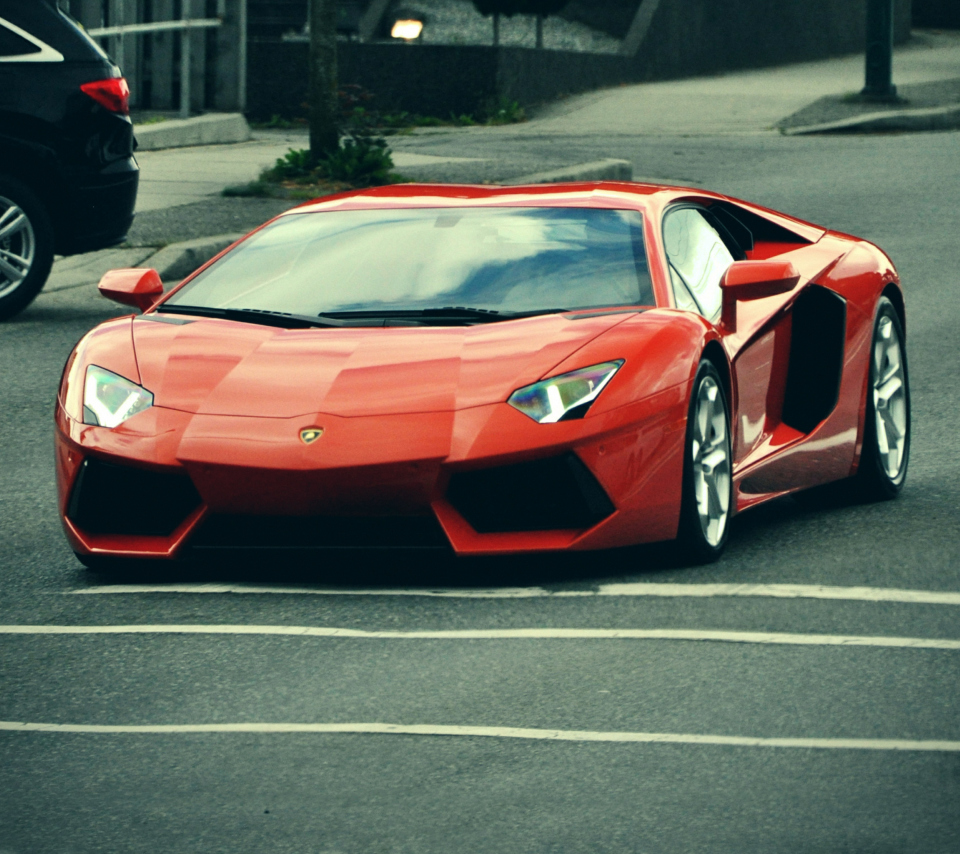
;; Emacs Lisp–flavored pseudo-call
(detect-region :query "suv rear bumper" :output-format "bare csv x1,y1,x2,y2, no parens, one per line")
55,162,139,255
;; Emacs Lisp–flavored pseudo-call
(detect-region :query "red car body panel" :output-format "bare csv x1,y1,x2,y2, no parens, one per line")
55,183,902,560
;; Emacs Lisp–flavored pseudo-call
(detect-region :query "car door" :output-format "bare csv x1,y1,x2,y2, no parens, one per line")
662,204,784,468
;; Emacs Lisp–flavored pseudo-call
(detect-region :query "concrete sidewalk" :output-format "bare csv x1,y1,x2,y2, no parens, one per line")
520,29,960,136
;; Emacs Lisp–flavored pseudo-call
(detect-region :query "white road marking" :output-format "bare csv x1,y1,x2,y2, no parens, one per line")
0,720,957,752
2,625,959,650
68,582,960,606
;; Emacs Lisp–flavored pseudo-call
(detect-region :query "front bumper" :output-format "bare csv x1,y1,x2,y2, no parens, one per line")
56,389,687,559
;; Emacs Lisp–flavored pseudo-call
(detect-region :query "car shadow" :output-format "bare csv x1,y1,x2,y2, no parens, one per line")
82,538,688,590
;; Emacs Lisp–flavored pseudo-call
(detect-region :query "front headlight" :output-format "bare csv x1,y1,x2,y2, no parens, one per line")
508,361,624,423
83,365,154,428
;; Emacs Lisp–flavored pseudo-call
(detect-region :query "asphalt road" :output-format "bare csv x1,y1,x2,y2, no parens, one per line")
1,129,959,853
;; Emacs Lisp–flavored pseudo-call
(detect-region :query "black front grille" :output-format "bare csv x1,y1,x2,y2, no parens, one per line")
190,515,451,551
447,453,615,533
67,457,202,537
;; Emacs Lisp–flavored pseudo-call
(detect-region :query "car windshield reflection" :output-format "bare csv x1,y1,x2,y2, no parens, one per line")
163,207,654,319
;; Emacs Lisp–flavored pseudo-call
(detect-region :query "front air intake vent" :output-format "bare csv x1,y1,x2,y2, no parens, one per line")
447,453,615,533
189,515,451,551
67,457,201,536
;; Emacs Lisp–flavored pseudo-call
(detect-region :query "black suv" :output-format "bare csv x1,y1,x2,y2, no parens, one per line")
0,0,138,320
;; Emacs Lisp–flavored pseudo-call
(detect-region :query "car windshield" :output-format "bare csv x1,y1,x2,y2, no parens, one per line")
163,206,653,319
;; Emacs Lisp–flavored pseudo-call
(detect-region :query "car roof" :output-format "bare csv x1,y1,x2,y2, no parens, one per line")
286,182,719,215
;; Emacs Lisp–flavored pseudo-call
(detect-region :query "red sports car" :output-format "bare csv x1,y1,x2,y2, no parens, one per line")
56,182,910,568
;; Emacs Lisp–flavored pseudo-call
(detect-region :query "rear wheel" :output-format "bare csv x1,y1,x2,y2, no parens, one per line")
0,175,54,321
855,296,910,499
675,360,732,563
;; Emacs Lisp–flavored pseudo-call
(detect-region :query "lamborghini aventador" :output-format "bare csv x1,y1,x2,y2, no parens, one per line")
56,182,909,567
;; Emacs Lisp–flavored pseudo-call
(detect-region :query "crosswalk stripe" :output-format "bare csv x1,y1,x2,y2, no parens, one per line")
2,624,959,650
1,720,958,752
67,582,960,605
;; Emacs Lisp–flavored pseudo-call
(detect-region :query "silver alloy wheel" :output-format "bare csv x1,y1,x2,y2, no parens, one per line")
872,314,908,480
0,195,37,300
691,374,731,546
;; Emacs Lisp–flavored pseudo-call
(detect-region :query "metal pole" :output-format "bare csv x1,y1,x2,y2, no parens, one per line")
862,0,897,101
238,0,247,113
109,0,125,71
180,0,191,117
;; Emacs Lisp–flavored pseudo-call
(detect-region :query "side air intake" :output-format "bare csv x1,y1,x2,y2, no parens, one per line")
782,285,847,433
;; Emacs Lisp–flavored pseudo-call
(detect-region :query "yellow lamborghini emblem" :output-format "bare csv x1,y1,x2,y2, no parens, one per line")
299,428,324,444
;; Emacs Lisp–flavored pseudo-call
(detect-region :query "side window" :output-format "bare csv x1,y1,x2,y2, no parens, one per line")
662,208,734,322
0,18,64,63
0,24,39,58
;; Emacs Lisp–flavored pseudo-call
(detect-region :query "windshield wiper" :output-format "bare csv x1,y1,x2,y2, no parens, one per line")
323,307,568,323
155,304,569,328
155,305,357,329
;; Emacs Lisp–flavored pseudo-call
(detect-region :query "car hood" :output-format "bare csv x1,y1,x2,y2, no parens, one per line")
131,312,636,417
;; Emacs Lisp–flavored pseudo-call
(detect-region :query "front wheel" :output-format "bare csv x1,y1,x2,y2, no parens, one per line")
0,175,54,321
674,360,733,564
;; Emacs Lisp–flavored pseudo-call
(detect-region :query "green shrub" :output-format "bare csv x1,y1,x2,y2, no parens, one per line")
315,137,396,186
483,96,526,125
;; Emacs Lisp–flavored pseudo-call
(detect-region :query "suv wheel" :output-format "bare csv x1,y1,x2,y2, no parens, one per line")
0,175,54,321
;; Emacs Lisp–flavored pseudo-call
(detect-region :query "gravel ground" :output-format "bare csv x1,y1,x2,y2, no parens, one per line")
398,0,621,52
287,0,622,53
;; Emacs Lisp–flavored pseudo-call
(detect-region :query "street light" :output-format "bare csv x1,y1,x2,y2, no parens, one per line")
391,18,424,40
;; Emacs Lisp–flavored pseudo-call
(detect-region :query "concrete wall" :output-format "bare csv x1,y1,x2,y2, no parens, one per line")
246,0,917,121
246,40,629,120
913,0,960,28
627,0,912,81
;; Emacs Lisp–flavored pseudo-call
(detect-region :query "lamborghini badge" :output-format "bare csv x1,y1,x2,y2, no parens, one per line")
299,428,324,444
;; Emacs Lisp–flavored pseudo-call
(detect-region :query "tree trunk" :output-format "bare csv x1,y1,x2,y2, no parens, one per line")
493,12,500,46
535,13,543,49
309,0,339,160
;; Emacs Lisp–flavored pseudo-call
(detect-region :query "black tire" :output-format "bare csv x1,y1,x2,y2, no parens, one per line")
74,551,130,574
674,360,733,564
74,552,164,579
853,296,910,500
0,174,55,321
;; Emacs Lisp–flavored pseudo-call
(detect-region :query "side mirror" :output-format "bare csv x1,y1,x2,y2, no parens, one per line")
720,260,800,329
98,268,164,313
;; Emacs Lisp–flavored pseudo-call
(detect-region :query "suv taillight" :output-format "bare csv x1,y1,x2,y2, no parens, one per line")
80,78,130,114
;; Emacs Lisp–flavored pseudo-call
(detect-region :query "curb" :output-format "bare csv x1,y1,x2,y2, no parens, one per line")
504,158,633,185
144,233,244,282
782,103,960,135
134,113,252,151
